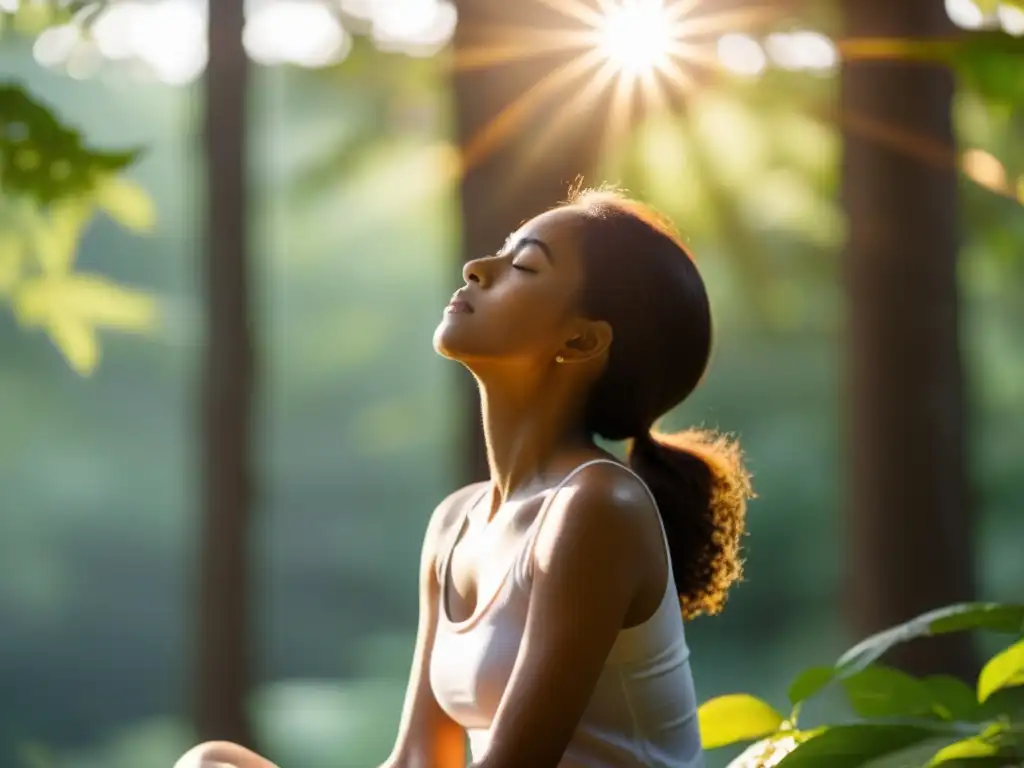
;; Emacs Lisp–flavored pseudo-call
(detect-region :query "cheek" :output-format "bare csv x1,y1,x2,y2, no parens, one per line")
433,291,569,360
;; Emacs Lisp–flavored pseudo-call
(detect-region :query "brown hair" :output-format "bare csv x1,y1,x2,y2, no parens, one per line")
564,187,753,620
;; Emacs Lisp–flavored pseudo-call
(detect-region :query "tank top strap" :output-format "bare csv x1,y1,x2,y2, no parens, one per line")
516,458,674,587
435,484,489,585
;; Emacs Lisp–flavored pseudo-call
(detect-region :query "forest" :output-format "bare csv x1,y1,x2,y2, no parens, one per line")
1,0,1023,766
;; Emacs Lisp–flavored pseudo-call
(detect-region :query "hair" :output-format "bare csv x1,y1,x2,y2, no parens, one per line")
561,185,754,620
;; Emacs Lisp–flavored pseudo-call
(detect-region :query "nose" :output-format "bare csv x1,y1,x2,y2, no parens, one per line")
462,256,487,286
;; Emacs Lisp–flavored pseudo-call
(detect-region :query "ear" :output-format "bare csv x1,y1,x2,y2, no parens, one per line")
557,320,612,364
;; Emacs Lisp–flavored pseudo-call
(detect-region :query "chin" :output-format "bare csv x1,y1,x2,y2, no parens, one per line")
433,316,494,364
432,318,468,361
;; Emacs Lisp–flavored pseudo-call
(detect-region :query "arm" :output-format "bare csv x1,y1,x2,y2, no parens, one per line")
381,485,483,768
470,470,655,768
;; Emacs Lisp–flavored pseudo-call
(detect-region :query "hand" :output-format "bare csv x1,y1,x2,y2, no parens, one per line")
173,741,280,768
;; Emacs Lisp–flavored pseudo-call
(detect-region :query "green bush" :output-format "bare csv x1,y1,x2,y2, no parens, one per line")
699,603,1024,767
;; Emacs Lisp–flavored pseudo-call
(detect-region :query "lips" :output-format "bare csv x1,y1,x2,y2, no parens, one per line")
446,291,474,314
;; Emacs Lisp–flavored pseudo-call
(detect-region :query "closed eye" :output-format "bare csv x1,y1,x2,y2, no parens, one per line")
512,263,537,273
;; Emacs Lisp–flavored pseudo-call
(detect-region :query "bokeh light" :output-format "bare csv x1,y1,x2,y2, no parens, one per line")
15,0,1019,88
716,33,767,77
243,1,350,68
998,2,1024,35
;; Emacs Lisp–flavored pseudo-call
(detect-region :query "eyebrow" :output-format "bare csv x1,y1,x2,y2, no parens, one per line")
505,236,555,264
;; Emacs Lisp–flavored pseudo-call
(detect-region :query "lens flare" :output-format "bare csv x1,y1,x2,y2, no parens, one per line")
453,0,778,182
596,0,674,75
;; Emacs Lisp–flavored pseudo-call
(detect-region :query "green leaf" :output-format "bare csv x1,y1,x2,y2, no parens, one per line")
0,84,144,204
836,603,1024,677
30,199,93,275
12,277,58,326
863,736,973,768
842,664,937,719
0,232,23,294
953,35,1024,109
928,736,998,766
61,274,158,332
11,274,157,334
94,175,157,233
774,724,943,768
923,675,980,721
788,666,836,707
12,1,55,35
977,684,1024,721
927,603,1024,634
48,314,99,376
698,694,786,749
978,638,1024,703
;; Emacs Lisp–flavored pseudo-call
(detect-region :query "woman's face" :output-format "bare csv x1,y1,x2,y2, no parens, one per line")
433,207,588,366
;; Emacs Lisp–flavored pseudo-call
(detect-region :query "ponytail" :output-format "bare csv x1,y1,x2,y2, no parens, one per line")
628,429,754,620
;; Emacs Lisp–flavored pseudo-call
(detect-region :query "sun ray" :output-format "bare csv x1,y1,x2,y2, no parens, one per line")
458,49,608,175
657,58,700,97
534,0,608,30
513,58,621,175
664,0,702,24
663,39,723,80
602,66,642,160
638,66,669,114
452,28,593,73
674,5,780,38
452,0,783,183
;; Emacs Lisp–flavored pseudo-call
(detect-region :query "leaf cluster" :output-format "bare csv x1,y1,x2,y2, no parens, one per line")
699,603,1024,767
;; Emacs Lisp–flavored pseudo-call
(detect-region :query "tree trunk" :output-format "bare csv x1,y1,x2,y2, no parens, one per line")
197,0,256,743
840,0,976,679
451,0,609,484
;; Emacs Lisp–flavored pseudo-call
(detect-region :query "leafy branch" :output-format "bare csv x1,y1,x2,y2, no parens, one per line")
699,602,1024,767
0,83,157,375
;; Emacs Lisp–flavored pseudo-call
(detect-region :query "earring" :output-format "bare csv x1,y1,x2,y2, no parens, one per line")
555,355,565,364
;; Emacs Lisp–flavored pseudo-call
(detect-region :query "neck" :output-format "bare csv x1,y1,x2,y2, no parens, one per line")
472,363,590,514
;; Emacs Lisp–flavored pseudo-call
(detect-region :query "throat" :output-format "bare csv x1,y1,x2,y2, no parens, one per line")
476,375,591,512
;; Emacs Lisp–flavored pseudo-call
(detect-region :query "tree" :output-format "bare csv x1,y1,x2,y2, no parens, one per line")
196,0,257,745
840,0,976,680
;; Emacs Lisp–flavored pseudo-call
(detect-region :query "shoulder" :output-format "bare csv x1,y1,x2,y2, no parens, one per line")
531,462,656,576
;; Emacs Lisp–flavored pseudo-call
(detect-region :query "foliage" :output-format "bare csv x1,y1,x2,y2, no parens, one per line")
698,603,1024,767
0,83,156,375
0,1,100,40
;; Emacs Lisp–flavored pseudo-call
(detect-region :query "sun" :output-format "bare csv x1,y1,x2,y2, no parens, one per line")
595,0,675,76
453,0,776,177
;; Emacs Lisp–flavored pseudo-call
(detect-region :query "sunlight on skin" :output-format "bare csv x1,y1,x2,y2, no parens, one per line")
173,741,280,768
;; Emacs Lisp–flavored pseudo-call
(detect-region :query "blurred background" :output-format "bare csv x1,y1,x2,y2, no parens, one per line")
0,0,1021,766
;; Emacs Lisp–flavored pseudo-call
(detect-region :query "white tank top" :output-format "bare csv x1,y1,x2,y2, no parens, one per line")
429,459,706,767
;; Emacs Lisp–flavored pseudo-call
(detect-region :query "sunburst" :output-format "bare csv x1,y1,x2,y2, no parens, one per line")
453,0,778,179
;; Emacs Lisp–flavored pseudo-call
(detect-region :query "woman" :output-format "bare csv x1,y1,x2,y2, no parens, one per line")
177,188,752,768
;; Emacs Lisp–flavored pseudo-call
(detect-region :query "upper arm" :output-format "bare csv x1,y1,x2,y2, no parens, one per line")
472,471,655,768
386,484,484,768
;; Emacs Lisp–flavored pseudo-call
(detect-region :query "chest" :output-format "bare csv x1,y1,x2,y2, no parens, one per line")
444,496,544,625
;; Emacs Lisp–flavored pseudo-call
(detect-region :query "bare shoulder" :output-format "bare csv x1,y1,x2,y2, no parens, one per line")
532,462,656,571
